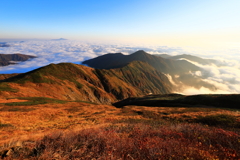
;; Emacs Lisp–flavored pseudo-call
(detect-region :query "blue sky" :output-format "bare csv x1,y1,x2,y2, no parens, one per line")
1,0,240,48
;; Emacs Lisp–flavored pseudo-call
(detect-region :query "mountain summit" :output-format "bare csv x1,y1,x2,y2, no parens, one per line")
82,50,199,74
130,50,149,57
83,50,216,91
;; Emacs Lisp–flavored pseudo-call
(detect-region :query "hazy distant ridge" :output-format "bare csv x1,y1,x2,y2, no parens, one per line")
0,53,36,66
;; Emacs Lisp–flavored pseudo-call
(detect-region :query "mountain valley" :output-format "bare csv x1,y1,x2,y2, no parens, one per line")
83,50,217,92
0,50,239,159
0,59,172,104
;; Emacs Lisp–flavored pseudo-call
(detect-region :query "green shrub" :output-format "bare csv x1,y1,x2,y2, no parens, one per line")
195,114,237,127
0,122,13,128
4,97,67,106
74,81,83,89
0,106,36,112
0,83,18,92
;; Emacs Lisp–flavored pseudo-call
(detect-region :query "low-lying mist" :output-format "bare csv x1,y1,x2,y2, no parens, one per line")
177,59,240,94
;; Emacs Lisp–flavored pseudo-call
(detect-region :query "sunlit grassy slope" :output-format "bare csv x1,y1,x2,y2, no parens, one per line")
0,95,240,159
0,62,172,104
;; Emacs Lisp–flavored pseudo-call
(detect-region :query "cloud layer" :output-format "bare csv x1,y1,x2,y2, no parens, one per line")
0,39,239,94
0,40,195,73
182,59,240,94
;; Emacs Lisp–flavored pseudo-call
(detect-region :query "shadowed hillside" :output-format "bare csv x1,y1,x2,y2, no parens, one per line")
113,94,240,109
0,62,172,104
0,53,36,66
82,50,200,75
0,74,19,81
95,61,172,99
83,50,217,92
155,54,218,65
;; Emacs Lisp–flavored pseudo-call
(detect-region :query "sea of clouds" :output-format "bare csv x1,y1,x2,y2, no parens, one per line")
0,39,239,94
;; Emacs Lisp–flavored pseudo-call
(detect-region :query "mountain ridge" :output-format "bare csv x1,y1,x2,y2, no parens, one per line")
0,53,36,66
82,50,200,74
82,50,217,92
1,61,172,104
155,53,218,65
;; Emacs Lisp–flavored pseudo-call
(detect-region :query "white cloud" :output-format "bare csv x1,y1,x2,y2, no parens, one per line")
189,71,202,77
0,40,192,74
0,39,240,94
180,87,232,95
164,74,177,86
0,40,131,73
177,58,240,94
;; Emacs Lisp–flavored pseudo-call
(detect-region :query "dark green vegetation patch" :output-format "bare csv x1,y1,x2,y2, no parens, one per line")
113,94,240,109
0,122,13,129
195,114,239,127
3,97,67,106
0,82,18,92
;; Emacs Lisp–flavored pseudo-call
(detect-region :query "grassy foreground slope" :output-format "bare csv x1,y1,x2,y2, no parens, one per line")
0,95,240,159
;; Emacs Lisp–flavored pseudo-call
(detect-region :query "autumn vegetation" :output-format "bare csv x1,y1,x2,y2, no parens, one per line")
0,51,240,159
0,96,240,159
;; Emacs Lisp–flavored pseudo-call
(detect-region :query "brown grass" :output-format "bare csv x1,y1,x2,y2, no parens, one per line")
0,100,130,145
0,99,28,103
0,99,240,159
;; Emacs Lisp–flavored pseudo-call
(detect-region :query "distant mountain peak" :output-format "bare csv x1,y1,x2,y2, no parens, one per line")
130,50,152,59
0,42,10,47
107,52,124,56
0,53,37,66
132,50,148,55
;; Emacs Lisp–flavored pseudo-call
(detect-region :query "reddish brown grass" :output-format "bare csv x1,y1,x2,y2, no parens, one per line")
0,100,240,159
2,123,240,159
0,99,28,103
